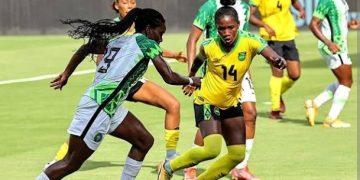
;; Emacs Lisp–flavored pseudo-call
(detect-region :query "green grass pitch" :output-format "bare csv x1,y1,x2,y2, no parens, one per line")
0,31,357,179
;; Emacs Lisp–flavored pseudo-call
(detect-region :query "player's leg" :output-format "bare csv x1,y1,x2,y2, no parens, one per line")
305,82,338,126
131,80,180,159
109,111,154,179
324,57,352,128
268,41,284,119
280,40,301,113
183,128,203,179
37,135,94,180
198,106,246,179
231,73,258,179
158,105,223,180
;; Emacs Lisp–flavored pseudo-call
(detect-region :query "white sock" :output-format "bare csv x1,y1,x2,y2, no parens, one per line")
236,139,254,169
313,82,339,107
121,157,143,180
328,85,351,120
36,172,50,180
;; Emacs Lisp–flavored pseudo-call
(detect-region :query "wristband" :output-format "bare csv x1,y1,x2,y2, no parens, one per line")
188,77,194,85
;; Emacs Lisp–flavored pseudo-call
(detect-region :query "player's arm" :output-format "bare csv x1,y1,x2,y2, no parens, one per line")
249,5,276,38
291,0,305,19
309,17,340,54
189,45,206,77
260,47,286,70
187,25,204,72
50,40,107,90
151,55,201,87
162,49,187,63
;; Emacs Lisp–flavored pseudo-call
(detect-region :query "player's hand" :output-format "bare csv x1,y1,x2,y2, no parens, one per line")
326,41,340,54
50,72,69,90
298,9,306,19
264,24,276,39
174,51,187,63
272,57,287,70
190,77,202,87
182,85,196,96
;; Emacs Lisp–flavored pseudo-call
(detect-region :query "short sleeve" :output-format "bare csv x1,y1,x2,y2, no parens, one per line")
136,35,163,60
248,33,267,54
313,0,331,20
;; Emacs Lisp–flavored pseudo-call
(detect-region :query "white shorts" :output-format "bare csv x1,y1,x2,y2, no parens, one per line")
68,96,128,150
239,72,256,103
322,52,352,69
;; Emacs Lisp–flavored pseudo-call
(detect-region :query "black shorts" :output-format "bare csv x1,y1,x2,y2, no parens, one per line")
193,103,243,127
125,81,144,102
268,40,299,61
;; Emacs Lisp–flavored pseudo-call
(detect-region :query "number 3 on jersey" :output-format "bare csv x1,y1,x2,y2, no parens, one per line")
98,47,121,73
221,64,237,81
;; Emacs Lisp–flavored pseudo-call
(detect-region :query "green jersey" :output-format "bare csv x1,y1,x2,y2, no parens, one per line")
193,0,250,38
313,0,349,55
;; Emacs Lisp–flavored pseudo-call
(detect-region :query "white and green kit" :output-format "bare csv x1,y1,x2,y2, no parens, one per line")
313,0,351,69
68,33,162,150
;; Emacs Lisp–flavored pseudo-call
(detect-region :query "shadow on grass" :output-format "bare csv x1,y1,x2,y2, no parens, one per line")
257,111,322,126
79,160,210,177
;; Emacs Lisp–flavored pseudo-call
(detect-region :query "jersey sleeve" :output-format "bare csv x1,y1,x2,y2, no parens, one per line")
248,33,267,54
249,0,260,6
193,0,216,30
313,0,331,20
136,35,163,60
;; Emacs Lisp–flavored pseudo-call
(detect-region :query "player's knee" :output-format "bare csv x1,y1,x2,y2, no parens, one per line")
339,79,353,88
243,107,257,124
289,73,300,81
165,98,180,114
203,135,222,159
139,134,154,152
228,145,246,164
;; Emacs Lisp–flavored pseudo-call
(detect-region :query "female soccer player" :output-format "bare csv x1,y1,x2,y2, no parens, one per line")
185,0,259,179
37,8,201,180
249,0,305,119
305,0,353,128
51,0,187,164
158,6,286,180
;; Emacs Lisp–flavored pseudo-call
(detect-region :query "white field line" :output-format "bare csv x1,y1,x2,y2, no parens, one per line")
0,59,176,85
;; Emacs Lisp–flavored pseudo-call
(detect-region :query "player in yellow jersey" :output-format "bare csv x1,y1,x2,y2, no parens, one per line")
249,0,305,119
158,6,286,180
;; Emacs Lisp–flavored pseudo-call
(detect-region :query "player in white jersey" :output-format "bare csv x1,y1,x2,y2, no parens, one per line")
185,0,259,179
36,8,201,180
306,0,353,128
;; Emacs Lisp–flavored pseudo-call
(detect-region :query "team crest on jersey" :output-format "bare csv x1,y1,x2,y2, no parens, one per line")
238,52,246,61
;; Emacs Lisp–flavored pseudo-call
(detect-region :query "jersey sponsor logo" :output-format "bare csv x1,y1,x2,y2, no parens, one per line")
238,52,246,61
94,133,104,142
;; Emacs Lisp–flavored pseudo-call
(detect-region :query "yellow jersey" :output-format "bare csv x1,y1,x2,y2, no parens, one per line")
194,31,267,108
250,0,298,41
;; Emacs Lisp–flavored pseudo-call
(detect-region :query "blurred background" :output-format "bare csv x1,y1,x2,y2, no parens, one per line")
0,0,359,34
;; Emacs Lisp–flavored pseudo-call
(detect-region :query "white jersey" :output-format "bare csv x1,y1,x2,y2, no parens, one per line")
85,33,162,117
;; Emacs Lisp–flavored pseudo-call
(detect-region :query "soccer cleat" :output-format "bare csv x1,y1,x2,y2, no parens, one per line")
230,166,259,180
280,96,286,113
269,111,282,120
304,100,318,126
157,161,172,180
183,166,197,180
323,118,351,128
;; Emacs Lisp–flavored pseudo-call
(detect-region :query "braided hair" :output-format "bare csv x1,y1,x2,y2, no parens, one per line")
62,8,165,42
220,0,236,6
